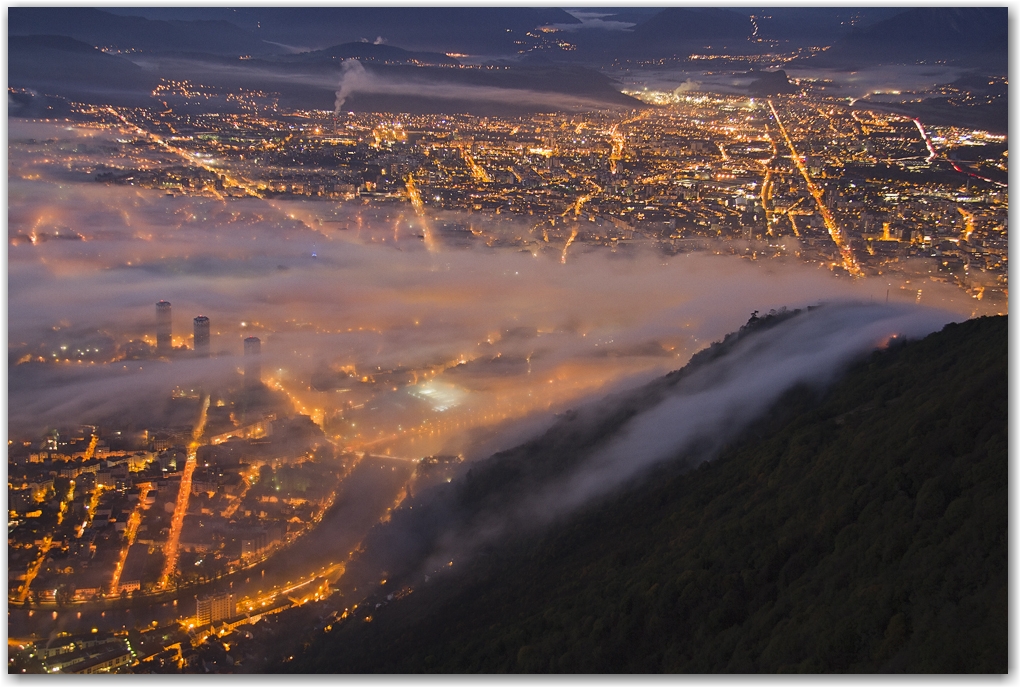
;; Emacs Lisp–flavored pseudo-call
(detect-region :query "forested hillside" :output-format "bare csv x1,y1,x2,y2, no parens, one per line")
281,315,1006,673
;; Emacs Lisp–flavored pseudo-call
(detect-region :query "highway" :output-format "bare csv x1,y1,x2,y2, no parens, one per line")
912,118,939,163
913,116,1007,189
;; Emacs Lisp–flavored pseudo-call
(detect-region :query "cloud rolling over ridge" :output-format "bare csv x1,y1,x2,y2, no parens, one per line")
351,302,959,589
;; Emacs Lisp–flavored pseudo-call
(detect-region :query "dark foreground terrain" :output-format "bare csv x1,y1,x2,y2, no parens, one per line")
277,314,1005,673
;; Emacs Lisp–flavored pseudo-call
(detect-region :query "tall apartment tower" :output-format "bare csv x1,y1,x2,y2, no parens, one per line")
193,316,210,357
196,591,235,626
243,336,261,386
156,301,172,355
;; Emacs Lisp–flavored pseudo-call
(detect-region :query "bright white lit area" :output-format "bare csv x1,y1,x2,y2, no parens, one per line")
409,380,467,412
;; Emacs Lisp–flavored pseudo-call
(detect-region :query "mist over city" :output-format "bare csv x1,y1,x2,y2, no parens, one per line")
7,5,1007,675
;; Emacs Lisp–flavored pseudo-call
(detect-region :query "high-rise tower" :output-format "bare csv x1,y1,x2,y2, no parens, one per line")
243,336,261,386
156,301,172,355
193,316,210,357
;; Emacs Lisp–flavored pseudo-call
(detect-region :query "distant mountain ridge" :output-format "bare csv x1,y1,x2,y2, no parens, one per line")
277,42,460,68
565,7,756,60
245,7,582,54
9,7,276,56
13,7,1004,69
806,7,1007,71
629,7,753,43
95,6,582,55
8,33,644,116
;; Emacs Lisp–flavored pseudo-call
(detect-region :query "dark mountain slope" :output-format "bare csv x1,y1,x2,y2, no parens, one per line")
587,7,754,59
745,7,904,42
8,35,156,102
281,314,1006,673
552,7,757,61
807,7,1007,71
326,308,810,599
629,7,753,43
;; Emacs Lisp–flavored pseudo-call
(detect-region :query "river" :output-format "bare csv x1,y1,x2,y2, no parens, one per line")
8,455,413,642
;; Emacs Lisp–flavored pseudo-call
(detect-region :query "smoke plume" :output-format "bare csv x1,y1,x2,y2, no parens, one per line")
334,58,367,115
675,78,702,94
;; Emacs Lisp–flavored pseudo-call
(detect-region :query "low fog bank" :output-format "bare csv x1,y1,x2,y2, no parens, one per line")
613,64,972,100
343,302,958,595
9,121,983,451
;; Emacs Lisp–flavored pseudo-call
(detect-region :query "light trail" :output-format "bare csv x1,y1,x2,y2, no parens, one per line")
913,118,938,163
404,174,436,251
788,213,800,237
782,197,807,215
759,130,778,236
561,227,579,264
78,485,108,539
158,394,210,589
911,116,1007,189
948,158,1008,188
816,106,839,136
230,456,389,619
220,468,257,520
780,198,808,238
460,148,491,183
109,482,152,594
768,99,862,276
608,126,624,174
106,107,264,198
235,558,349,621
393,212,404,243
957,206,975,242
15,535,52,604
606,111,649,174
637,173,668,186
82,434,99,462
948,157,1007,187
760,163,774,235
561,194,591,219
55,480,75,526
